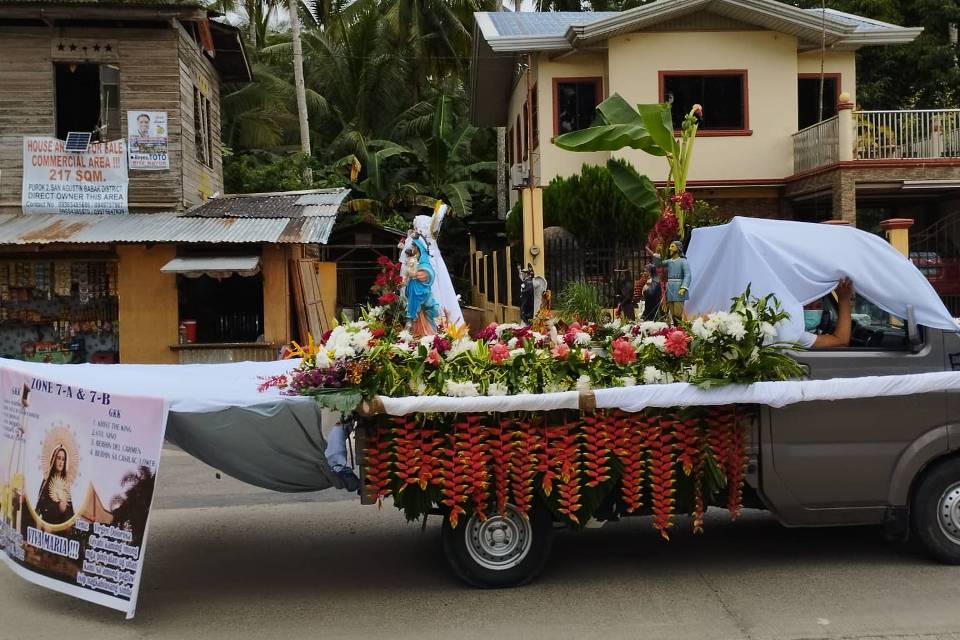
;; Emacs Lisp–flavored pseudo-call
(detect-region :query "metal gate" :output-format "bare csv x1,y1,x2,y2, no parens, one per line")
910,211,960,316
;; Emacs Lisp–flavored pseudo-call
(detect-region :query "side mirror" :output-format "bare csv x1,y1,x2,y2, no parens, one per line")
906,304,922,352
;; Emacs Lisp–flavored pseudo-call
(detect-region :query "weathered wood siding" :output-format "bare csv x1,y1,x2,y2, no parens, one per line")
0,24,224,214
177,23,224,206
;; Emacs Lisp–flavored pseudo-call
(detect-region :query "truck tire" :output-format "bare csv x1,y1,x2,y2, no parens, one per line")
441,502,554,588
911,457,960,564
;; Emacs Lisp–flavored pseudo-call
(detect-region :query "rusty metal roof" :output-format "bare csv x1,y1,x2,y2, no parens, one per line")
185,188,349,219
0,213,337,245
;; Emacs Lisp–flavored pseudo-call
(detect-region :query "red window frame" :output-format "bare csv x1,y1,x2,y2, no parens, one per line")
658,70,751,137
552,76,603,138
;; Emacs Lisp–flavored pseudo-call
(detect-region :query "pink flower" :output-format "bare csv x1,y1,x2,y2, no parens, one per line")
581,349,594,362
489,342,510,364
476,323,498,341
664,329,692,357
692,103,703,117
679,191,695,211
426,349,441,366
551,343,570,360
611,338,637,365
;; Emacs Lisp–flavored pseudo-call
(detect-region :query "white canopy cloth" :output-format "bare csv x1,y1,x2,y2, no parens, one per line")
403,205,464,325
685,217,957,343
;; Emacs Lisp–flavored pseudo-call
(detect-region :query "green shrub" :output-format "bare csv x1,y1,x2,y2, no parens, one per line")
556,281,608,324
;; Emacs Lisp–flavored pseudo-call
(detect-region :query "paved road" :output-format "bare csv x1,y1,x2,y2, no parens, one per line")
2,445,960,640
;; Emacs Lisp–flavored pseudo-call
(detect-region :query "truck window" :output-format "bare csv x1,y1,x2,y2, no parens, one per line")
850,295,910,350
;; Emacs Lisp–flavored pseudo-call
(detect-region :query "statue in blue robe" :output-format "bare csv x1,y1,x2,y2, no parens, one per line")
405,237,440,335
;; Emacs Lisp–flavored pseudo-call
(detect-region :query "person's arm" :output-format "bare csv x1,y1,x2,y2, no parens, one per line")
812,278,853,348
679,258,691,296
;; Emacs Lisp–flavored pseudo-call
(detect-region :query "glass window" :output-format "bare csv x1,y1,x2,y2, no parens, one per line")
798,76,839,129
662,73,746,131
555,79,600,135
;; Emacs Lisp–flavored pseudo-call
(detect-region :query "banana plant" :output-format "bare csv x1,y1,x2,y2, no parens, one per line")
554,93,701,244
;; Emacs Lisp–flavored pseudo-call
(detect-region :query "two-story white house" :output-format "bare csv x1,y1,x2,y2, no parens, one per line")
470,0,960,227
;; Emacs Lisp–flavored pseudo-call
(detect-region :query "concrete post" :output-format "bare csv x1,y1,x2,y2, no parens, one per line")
837,92,855,162
880,218,914,257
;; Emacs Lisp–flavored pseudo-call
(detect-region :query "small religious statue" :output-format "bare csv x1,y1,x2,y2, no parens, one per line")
531,289,553,334
641,263,661,321
405,236,440,337
614,263,636,321
519,263,536,324
654,241,690,323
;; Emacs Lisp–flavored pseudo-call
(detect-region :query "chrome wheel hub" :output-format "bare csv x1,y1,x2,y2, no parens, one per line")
938,482,960,545
464,504,532,571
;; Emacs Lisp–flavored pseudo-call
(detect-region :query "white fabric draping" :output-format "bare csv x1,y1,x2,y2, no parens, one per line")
685,217,957,344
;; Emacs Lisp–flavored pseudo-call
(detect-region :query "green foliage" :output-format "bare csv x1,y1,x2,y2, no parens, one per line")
556,281,608,324
686,200,727,230
507,160,659,244
224,151,350,193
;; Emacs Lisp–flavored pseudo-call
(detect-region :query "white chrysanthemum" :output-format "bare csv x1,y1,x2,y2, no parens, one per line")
543,381,569,393
444,380,480,397
643,366,663,384
367,306,384,319
723,318,747,340
352,329,374,352
575,375,591,391
574,332,592,347
487,382,509,396
642,335,667,349
507,337,519,350
398,329,413,342
759,322,777,345
691,317,712,340
510,348,525,358
419,335,435,349
637,321,668,335
315,349,333,369
622,376,637,387
604,318,623,330
446,338,476,359
495,323,520,337
531,331,546,344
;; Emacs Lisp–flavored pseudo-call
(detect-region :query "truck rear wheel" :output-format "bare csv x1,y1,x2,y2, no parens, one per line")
441,503,554,588
911,457,960,564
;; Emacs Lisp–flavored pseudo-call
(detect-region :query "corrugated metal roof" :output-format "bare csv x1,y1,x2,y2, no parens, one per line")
187,188,349,219
484,11,614,37
0,213,337,245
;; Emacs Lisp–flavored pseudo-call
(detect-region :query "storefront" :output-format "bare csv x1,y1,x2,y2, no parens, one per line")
0,188,351,364
0,253,119,363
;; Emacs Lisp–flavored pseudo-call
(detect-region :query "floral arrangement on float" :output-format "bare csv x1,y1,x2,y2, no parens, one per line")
260,253,803,534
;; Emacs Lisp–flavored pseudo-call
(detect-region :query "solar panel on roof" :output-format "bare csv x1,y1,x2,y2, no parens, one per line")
64,132,92,153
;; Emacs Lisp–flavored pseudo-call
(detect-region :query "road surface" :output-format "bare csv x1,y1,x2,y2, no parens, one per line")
2,445,959,640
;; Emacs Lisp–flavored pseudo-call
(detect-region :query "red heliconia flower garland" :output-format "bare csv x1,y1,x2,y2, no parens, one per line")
549,420,582,524
581,414,612,489
510,416,541,517
464,414,491,519
362,422,393,506
440,423,471,528
648,417,677,540
489,418,517,516
391,415,420,491
725,408,746,519
613,411,647,513
673,417,701,477
416,422,443,491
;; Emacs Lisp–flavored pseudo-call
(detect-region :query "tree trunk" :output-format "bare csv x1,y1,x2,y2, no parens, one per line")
288,0,313,184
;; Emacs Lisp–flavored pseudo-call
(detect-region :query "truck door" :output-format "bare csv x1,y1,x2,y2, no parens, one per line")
762,297,948,526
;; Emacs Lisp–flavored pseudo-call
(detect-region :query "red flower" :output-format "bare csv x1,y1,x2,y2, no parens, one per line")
611,338,636,365
378,292,397,305
475,323,498,341
433,336,451,354
679,191,695,211
374,274,387,287
371,328,386,339
393,275,404,285
426,349,441,366
377,255,391,266
664,329,691,357
551,343,570,360
489,342,510,364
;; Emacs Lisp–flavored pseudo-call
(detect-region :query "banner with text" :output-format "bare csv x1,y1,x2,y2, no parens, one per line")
22,137,128,214
0,366,168,618
127,111,169,170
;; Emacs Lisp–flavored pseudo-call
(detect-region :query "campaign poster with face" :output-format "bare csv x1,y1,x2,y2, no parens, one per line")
0,366,168,618
126,111,169,170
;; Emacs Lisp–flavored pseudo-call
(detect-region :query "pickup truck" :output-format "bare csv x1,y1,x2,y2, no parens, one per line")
429,296,960,588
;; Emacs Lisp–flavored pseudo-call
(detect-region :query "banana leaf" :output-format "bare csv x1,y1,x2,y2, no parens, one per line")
606,159,659,217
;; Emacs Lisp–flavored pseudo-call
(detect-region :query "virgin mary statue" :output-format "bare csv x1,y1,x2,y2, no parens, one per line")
400,202,463,326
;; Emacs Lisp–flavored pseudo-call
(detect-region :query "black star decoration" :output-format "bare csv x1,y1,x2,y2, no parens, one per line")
93,44,100,52
69,44,76,51
57,43,65,51
104,44,112,52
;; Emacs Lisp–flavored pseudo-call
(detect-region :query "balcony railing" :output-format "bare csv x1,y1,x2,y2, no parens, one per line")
793,116,839,174
792,108,960,173
856,109,960,160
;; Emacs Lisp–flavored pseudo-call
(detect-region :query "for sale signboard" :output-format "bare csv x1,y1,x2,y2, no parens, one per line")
21,136,128,214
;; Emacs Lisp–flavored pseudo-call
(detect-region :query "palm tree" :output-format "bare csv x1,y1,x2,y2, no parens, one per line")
109,466,156,547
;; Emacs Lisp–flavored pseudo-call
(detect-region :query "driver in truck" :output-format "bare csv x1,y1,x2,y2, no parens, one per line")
799,278,853,349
